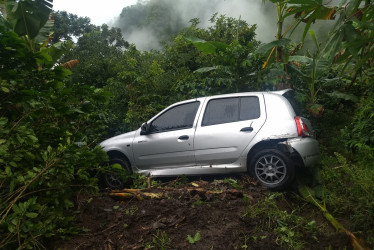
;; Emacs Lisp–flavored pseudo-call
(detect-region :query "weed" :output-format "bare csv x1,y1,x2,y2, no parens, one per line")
241,235,250,249
173,175,189,187
151,179,163,187
252,235,267,242
131,174,149,189
243,193,319,249
242,193,283,229
223,178,242,189
320,152,374,245
242,195,253,204
152,230,172,250
305,220,319,240
186,231,201,244
275,226,303,249
143,241,153,249
191,200,204,207
125,205,138,216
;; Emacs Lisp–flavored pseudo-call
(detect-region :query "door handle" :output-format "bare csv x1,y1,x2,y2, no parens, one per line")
178,135,189,140
240,127,253,132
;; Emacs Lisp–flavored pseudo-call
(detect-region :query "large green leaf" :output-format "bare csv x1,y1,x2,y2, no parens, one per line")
327,91,358,102
6,0,53,39
321,30,344,63
35,19,54,45
194,66,218,73
0,14,12,32
256,38,291,53
284,1,337,43
289,55,313,64
185,36,227,55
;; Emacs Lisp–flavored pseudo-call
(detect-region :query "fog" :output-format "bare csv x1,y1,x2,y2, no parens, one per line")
112,0,335,51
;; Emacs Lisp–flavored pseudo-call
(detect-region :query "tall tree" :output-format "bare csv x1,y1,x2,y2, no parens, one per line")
51,10,97,43
61,23,129,88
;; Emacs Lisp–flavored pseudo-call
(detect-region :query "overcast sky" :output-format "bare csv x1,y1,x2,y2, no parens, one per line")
53,0,138,25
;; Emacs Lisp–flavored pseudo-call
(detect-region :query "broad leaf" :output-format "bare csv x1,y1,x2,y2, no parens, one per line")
194,66,218,73
289,55,313,64
308,30,319,50
256,38,291,53
185,36,227,55
322,30,344,63
327,91,358,102
186,232,201,244
35,19,54,45
6,0,53,39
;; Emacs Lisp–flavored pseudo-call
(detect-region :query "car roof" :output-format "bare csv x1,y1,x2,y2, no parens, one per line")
196,88,293,100
172,89,294,106
148,89,294,122
269,89,294,95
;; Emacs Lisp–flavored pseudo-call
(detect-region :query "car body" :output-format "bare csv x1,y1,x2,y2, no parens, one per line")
100,89,320,190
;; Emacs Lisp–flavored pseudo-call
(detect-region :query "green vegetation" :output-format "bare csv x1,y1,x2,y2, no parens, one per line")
186,231,201,244
243,193,319,249
0,0,373,248
151,230,173,250
0,0,109,248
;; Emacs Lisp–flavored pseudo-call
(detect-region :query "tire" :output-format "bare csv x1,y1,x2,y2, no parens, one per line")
101,158,132,190
250,149,295,190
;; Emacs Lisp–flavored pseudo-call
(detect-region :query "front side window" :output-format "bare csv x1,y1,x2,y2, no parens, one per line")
150,101,200,133
202,96,260,126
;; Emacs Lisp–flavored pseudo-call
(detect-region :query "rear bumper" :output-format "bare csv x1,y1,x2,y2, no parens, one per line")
283,137,320,167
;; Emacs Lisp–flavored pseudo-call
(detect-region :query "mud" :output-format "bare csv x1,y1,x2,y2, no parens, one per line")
56,176,350,250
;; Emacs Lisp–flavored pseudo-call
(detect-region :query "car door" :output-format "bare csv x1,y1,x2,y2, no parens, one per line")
194,95,266,165
132,101,201,169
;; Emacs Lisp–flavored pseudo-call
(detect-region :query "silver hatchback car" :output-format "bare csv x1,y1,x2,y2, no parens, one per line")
100,89,320,190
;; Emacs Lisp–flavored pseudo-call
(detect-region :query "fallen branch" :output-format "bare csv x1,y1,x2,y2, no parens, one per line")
109,187,243,201
298,185,368,250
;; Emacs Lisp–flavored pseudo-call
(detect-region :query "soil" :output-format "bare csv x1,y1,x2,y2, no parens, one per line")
56,175,351,250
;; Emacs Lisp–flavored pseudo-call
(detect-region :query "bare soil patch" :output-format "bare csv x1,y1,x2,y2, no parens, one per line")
56,176,350,250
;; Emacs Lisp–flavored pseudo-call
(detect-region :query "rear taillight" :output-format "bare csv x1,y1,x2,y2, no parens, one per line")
295,116,310,137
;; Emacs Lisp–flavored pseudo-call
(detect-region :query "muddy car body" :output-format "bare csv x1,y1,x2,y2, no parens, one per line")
100,89,320,190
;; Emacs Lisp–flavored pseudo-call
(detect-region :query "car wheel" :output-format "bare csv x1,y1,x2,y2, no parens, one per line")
101,158,132,190
250,149,295,190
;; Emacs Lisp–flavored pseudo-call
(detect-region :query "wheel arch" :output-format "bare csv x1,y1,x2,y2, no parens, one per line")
106,150,133,173
246,139,304,172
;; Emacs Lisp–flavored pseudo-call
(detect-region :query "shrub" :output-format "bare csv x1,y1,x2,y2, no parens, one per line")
0,23,109,248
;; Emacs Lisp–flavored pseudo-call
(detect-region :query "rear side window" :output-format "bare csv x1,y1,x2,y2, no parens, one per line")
282,91,302,116
240,97,261,120
202,96,260,126
150,101,200,133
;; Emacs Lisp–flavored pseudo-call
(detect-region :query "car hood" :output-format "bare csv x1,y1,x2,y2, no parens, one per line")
100,130,137,149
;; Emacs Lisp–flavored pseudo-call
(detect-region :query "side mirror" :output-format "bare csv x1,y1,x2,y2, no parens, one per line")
140,122,149,135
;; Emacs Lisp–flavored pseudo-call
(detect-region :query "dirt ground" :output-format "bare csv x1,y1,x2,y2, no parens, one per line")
56,176,351,250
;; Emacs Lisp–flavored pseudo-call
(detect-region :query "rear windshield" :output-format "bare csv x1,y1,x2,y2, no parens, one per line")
282,90,302,116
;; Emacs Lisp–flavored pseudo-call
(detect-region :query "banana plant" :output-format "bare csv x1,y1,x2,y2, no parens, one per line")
2,0,52,38
0,0,67,71
288,30,327,116
1,0,54,52
320,0,374,95
259,0,338,69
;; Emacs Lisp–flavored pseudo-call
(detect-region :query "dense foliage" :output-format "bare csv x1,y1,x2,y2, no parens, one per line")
0,1,109,248
0,0,373,248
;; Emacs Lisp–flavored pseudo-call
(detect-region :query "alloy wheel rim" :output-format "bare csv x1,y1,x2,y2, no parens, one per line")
255,154,287,185
104,171,123,189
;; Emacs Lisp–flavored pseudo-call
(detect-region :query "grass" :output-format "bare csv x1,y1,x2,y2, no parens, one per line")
242,193,320,249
